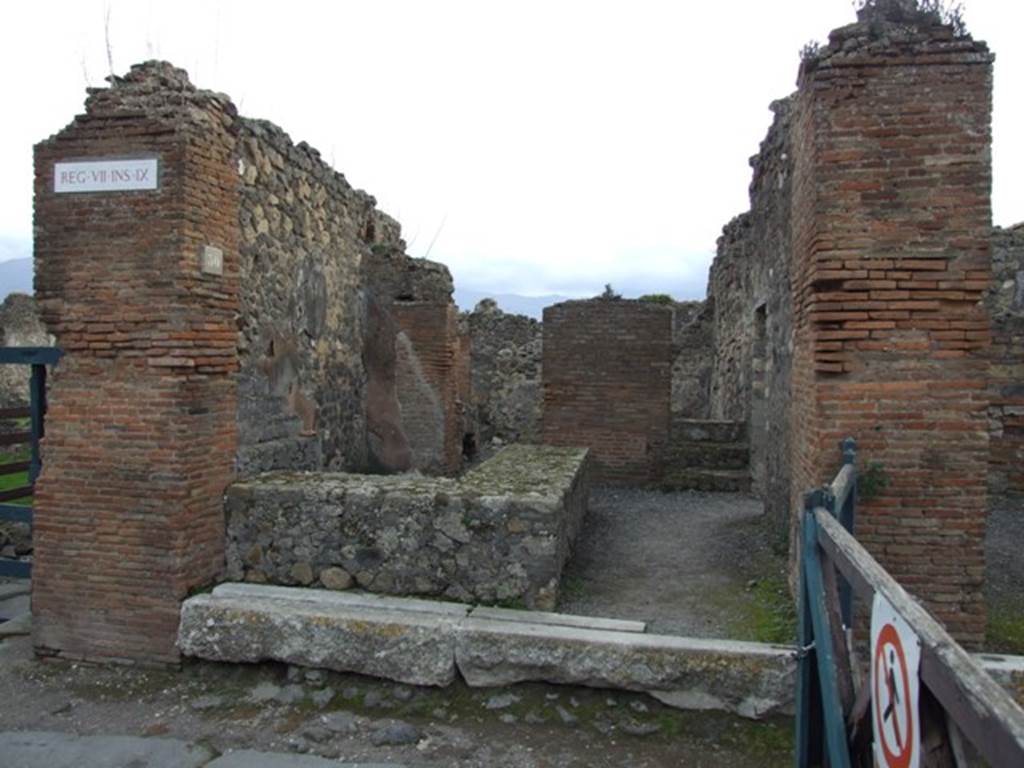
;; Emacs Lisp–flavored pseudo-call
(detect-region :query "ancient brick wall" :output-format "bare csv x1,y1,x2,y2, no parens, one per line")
542,300,672,484
460,300,543,451
789,11,993,646
363,249,462,475
391,301,462,474
32,63,239,663
235,120,406,476
989,224,1024,496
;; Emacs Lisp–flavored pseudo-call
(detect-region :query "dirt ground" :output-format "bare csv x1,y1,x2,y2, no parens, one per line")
0,634,792,767
558,487,792,641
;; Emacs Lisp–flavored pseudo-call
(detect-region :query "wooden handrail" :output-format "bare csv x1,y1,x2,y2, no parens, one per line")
828,464,855,514
814,507,1024,767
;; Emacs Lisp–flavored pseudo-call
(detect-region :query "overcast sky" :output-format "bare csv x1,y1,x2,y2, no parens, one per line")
2,1,1021,300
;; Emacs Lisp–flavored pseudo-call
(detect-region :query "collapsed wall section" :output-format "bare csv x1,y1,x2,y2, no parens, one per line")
988,225,1024,497
542,300,672,484
789,11,993,646
32,63,239,663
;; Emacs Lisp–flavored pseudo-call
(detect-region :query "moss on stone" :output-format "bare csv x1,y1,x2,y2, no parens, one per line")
987,602,1024,655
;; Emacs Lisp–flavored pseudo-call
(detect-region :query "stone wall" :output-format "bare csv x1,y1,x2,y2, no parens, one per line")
788,8,993,646
706,97,795,527
32,62,240,663
460,300,543,450
0,293,51,407
542,300,672,484
671,300,713,420
989,224,1024,496
224,444,591,609
236,119,401,476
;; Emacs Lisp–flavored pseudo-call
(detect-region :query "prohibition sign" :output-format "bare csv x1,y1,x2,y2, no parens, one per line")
873,622,915,768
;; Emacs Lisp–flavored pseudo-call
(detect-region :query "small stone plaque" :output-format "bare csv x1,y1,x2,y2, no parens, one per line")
54,158,158,193
200,245,224,276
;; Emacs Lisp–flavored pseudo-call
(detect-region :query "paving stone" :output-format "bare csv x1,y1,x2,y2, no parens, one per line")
0,730,212,768
369,720,421,746
484,693,520,710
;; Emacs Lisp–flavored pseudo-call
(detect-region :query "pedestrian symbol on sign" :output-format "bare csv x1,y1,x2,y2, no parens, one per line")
872,594,921,768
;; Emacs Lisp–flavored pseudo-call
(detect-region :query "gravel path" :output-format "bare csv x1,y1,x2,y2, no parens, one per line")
560,488,1024,647
986,496,1024,608
557,488,784,638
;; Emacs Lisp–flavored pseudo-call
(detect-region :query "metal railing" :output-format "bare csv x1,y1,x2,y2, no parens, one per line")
0,346,63,578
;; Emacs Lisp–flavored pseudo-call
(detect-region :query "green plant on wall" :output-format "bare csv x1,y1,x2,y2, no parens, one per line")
858,461,890,501
638,293,674,305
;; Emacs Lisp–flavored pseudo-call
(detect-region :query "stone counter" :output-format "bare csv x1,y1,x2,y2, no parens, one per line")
224,444,590,609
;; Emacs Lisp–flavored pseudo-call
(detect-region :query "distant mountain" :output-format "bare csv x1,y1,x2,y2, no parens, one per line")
0,258,32,300
453,288,574,319
0,256,573,320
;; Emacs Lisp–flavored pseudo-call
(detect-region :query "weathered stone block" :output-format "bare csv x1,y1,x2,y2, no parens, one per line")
178,586,464,686
455,617,795,718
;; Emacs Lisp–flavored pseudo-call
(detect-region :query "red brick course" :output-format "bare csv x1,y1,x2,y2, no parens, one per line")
789,26,993,646
390,302,462,475
541,301,672,484
31,64,239,664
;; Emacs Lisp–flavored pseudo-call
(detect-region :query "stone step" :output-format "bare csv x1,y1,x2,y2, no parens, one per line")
661,468,751,493
666,442,749,469
672,419,747,444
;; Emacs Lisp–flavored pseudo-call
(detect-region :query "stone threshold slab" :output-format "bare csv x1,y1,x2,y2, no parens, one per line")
455,616,795,719
179,584,794,717
178,589,462,687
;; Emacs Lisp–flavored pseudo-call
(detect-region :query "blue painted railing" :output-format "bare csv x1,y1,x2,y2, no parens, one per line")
795,438,1024,767
0,346,63,578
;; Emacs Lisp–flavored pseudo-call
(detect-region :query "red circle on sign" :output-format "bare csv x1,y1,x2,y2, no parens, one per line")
873,622,914,768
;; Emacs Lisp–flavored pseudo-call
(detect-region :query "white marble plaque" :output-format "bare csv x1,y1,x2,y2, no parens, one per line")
54,158,159,193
